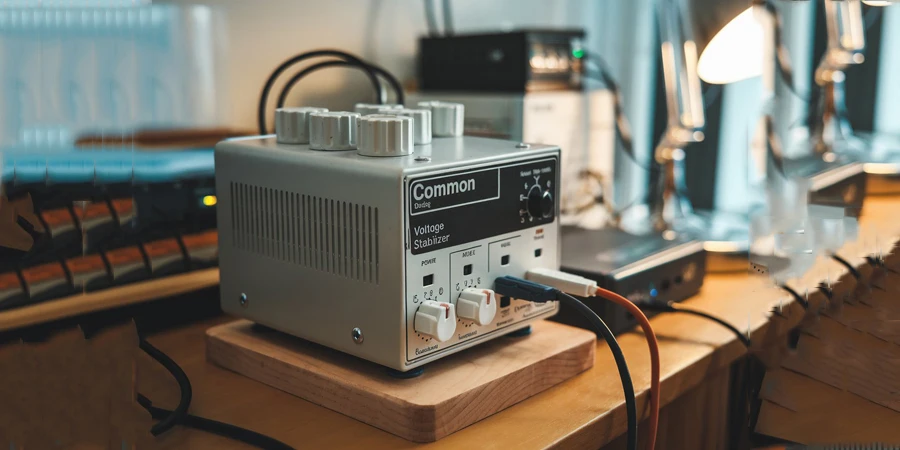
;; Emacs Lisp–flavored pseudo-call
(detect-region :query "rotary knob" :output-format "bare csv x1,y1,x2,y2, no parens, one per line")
414,300,457,342
275,106,328,144
308,111,360,151
417,101,464,137
358,114,414,157
391,108,432,145
456,288,497,326
526,185,554,219
354,103,402,115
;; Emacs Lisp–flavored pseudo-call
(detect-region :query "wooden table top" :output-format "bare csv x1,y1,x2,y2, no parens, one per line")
143,197,900,450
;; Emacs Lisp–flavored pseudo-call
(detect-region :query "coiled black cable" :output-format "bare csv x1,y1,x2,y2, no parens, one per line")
257,49,383,134
139,338,192,436
137,394,294,450
275,60,405,110
139,338,294,449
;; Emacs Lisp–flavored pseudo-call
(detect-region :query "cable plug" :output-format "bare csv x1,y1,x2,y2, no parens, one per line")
493,276,558,303
526,268,598,297
632,300,676,313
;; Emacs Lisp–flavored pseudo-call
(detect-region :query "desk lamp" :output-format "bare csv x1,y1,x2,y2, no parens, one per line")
646,0,765,269
810,0,900,193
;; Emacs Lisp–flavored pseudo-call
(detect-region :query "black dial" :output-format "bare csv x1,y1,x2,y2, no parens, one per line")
526,185,553,219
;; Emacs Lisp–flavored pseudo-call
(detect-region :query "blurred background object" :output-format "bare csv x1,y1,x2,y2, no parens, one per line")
0,2,229,148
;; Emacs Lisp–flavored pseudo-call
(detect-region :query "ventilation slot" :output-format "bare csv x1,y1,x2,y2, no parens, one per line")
230,182,379,284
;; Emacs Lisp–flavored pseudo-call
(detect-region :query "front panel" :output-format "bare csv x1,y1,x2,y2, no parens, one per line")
403,154,561,365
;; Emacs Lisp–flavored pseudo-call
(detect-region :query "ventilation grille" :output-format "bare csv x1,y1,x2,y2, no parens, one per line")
230,182,379,284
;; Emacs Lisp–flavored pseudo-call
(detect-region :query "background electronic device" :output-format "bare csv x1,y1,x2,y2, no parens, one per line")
796,159,867,218
418,29,586,93
215,111,562,372
554,227,706,335
413,28,616,213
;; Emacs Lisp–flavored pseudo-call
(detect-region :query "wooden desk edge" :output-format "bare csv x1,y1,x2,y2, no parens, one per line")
0,268,220,332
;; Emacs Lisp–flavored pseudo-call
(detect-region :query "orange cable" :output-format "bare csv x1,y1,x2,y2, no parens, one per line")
594,286,660,450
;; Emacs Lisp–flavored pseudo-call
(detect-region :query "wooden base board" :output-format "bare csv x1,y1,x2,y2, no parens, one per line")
206,319,595,442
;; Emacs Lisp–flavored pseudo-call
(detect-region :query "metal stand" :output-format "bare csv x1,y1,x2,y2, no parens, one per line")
811,0,900,193
649,147,750,272
641,0,751,272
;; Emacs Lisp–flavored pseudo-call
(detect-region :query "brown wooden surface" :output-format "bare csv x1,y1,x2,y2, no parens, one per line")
752,196,900,444
603,366,733,450
206,319,595,442
756,369,900,444
135,197,900,449
0,268,219,332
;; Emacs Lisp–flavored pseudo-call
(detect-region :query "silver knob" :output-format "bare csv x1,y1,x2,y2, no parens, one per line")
354,103,402,116
391,108,432,145
358,114,414,157
275,107,328,144
309,111,360,151
418,101,464,137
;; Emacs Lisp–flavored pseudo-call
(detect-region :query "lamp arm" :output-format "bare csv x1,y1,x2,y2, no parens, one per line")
816,0,866,85
809,0,865,152
655,0,705,162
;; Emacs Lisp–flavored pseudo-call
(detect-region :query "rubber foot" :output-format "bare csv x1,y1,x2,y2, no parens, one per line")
387,366,425,379
506,325,532,337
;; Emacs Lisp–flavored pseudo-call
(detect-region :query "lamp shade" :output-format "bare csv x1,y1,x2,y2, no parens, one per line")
689,0,763,84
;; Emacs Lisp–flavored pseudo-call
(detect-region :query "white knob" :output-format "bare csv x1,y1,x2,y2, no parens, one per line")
418,101,464,137
358,114,414,157
275,107,328,144
391,108,432,145
354,103,402,115
309,111,360,151
456,288,497,326
414,300,457,342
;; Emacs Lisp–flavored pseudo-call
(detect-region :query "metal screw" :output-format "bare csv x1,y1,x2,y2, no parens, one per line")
415,156,431,162
351,328,364,344
516,142,530,149
239,293,248,307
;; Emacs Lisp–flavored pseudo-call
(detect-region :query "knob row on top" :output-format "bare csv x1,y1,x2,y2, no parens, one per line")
274,100,465,156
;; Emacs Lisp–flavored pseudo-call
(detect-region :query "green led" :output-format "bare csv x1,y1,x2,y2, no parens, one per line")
572,49,584,59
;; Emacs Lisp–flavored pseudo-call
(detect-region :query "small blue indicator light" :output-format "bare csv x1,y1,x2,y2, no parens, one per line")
650,288,658,297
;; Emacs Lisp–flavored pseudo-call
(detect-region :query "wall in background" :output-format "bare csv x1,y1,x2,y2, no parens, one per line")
157,0,606,130
157,0,658,208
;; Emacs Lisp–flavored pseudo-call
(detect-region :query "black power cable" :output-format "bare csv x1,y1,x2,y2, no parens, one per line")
275,60,405,110
139,338,192,436
640,301,753,349
555,291,638,450
139,338,294,449
831,253,861,281
257,50,384,135
492,276,638,450
137,394,294,450
778,283,810,310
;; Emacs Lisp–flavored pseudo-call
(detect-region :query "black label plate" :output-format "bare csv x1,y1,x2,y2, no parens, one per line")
407,157,558,255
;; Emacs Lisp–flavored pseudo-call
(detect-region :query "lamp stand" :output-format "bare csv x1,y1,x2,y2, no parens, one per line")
811,0,900,194
630,0,750,271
